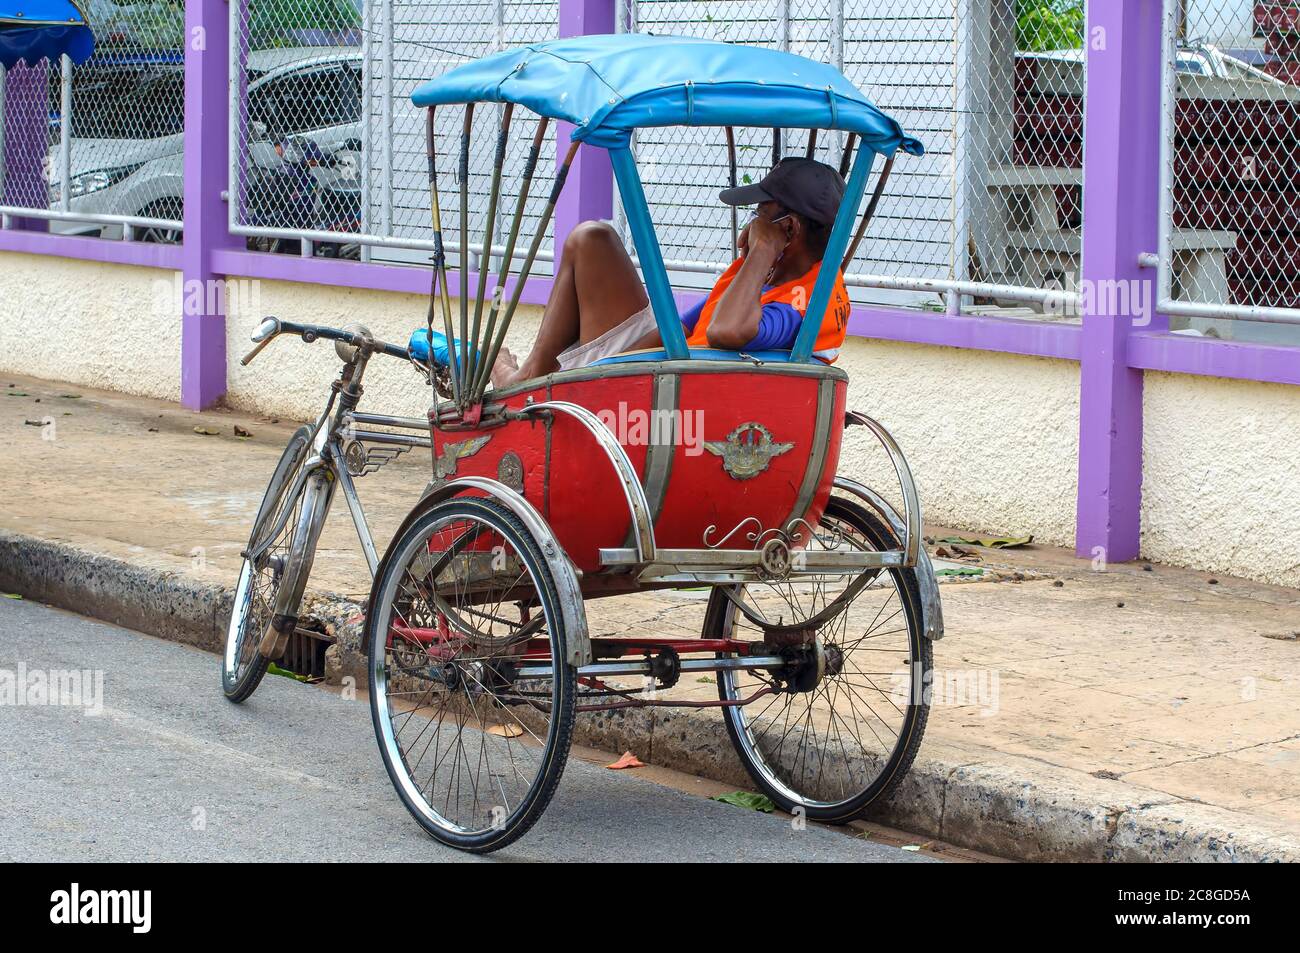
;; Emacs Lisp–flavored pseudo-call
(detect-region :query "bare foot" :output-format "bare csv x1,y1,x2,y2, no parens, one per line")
490,346,521,389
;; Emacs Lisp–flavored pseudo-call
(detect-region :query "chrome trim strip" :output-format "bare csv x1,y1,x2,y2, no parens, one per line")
621,373,678,549
782,376,836,530
599,546,905,576
478,358,847,404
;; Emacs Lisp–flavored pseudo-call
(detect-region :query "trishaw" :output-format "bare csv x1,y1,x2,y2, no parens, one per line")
223,33,944,853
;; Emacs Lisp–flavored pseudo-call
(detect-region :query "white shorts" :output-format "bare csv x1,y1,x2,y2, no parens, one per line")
556,303,659,371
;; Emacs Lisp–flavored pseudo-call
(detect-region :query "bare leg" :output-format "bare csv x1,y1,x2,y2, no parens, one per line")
492,222,648,388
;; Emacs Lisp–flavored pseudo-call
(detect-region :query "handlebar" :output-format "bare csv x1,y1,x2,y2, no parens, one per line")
240,317,409,366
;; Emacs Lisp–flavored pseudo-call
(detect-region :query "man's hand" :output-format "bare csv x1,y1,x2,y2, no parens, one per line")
744,211,791,260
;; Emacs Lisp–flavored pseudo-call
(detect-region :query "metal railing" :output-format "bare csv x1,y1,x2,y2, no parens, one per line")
0,8,184,241
1156,0,1300,341
227,0,558,269
616,0,1087,317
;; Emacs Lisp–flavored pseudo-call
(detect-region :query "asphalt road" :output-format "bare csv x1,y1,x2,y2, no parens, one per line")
0,597,929,863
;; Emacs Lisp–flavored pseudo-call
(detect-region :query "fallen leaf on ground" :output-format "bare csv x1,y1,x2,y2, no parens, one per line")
935,567,984,577
486,723,525,738
711,791,776,813
193,426,219,436
58,394,81,399
937,535,1033,549
6,392,28,397
266,663,310,682
605,751,646,770
2,593,22,600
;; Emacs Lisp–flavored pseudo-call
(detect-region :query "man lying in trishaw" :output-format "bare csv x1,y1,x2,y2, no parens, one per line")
228,33,945,854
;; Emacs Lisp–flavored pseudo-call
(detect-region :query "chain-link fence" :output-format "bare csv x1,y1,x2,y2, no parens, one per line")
1160,0,1300,344
617,0,1085,316
0,1,184,240
229,0,558,269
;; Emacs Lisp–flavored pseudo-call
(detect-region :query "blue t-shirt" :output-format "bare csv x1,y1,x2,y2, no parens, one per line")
679,287,803,350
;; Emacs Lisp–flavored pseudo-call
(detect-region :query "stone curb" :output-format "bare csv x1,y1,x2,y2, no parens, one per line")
3,529,1297,862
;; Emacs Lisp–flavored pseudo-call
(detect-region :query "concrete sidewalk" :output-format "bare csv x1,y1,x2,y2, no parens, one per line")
3,371,1300,861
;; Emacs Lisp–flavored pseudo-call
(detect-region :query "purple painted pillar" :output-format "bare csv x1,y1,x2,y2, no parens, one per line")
180,0,240,409
1,62,51,232
554,0,615,267
1075,0,1163,562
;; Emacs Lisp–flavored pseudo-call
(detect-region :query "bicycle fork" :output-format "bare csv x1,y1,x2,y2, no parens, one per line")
258,467,337,660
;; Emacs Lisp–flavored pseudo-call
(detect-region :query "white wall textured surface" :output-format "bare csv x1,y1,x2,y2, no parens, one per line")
0,254,181,401
10,257,1300,587
836,337,1081,548
225,278,545,423
1142,371,1300,588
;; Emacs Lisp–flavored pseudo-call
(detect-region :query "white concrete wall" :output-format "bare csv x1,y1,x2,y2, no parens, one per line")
0,254,182,401
8,257,1300,588
837,338,1082,548
224,278,545,422
1142,371,1300,589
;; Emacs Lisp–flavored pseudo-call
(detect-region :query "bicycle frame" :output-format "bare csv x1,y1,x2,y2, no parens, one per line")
244,329,432,580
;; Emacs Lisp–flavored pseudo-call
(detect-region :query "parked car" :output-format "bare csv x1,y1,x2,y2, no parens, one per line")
49,47,363,249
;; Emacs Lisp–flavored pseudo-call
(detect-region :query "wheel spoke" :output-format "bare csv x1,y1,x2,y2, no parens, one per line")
370,501,573,847
716,500,928,812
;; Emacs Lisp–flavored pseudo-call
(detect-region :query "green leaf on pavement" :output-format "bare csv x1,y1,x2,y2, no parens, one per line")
2,592,22,599
935,567,984,577
937,535,1033,549
711,791,776,813
267,663,310,682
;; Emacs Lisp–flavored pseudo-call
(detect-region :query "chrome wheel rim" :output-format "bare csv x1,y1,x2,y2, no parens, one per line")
720,508,918,809
373,507,562,837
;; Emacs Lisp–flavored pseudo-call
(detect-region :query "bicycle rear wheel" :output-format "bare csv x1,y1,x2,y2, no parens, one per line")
707,497,931,822
367,496,577,853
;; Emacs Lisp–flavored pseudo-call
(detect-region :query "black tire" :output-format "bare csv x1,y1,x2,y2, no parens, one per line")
367,496,576,853
137,198,183,244
707,496,931,823
221,426,313,702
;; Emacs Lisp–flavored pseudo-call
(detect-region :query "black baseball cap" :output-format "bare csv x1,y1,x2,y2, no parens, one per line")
718,157,846,227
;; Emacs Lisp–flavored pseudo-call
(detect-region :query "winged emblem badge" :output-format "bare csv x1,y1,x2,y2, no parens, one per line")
704,422,794,480
426,434,492,490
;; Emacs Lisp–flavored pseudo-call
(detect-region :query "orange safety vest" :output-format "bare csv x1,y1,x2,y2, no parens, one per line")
686,257,851,362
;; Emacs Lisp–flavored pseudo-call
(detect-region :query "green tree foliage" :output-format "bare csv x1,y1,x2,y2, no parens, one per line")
1015,0,1084,52
82,0,362,51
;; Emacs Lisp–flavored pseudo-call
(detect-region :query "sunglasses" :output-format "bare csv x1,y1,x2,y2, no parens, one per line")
746,207,792,226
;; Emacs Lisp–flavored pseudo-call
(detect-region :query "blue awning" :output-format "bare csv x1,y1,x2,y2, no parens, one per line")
411,33,924,155
2,0,94,70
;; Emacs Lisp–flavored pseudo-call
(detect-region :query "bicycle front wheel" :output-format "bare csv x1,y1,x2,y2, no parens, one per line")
222,426,316,702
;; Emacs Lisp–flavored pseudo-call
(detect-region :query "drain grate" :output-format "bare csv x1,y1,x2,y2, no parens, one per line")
278,619,335,680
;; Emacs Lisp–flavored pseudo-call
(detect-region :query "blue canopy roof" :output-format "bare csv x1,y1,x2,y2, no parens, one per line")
411,34,924,155
1,0,93,70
